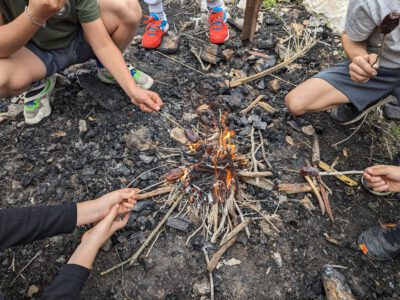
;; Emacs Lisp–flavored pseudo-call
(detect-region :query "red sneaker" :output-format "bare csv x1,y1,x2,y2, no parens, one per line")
209,7,229,44
142,14,169,49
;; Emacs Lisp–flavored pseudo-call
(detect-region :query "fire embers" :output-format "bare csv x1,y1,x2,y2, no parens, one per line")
164,112,249,206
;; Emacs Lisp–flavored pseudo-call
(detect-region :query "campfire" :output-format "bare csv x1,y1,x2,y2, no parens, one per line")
102,104,280,276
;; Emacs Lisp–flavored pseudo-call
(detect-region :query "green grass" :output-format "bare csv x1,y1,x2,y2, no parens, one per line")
263,0,277,9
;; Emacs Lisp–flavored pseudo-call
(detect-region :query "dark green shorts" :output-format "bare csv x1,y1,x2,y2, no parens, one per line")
25,28,95,77
314,62,400,110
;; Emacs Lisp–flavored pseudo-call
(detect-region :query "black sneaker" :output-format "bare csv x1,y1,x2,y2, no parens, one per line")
331,97,392,125
358,223,400,261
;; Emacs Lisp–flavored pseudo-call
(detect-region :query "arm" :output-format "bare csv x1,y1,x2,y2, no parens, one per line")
41,204,129,299
0,203,77,251
81,19,163,113
0,0,67,58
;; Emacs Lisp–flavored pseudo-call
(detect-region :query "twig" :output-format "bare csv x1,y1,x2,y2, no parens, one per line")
331,114,367,147
145,229,165,258
127,163,171,187
250,127,259,185
101,192,184,275
207,236,237,272
202,247,215,300
11,250,42,285
304,176,325,215
243,202,280,232
220,218,251,246
190,46,208,71
258,130,272,169
229,38,318,87
241,95,265,115
137,186,174,200
238,171,273,178
156,51,208,76
157,111,185,129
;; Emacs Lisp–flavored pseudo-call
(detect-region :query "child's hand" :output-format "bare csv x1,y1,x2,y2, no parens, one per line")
29,0,67,22
81,204,129,249
131,87,163,113
76,188,139,227
349,54,379,83
363,165,400,193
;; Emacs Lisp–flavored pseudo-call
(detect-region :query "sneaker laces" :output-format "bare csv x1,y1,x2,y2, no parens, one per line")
144,15,163,36
382,224,400,245
209,10,225,30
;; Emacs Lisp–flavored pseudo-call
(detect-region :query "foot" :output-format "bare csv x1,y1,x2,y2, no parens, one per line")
358,223,400,261
97,64,154,90
331,97,392,125
209,6,229,44
142,13,169,49
22,76,56,125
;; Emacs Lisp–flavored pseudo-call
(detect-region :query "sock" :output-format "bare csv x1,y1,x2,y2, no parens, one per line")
144,0,167,20
207,0,223,9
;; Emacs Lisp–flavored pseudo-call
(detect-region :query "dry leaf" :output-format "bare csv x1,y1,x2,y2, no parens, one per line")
196,104,210,114
170,127,188,144
342,147,349,158
27,285,39,297
301,125,315,136
53,131,67,137
323,233,341,246
300,196,316,212
291,23,305,36
285,135,294,145
223,258,241,266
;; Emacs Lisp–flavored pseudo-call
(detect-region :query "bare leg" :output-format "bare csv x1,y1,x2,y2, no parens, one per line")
97,0,142,52
285,78,351,116
0,47,46,97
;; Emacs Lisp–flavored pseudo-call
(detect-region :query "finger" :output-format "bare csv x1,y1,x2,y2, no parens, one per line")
111,213,130,232
150,92,163,108
355,56,377,76
350,63,371,78
368,54,379,69
103,204,120,224
367,176,385,183
350,71,370,83
139,103,153,113
374,185,389,193
144,94,161,111
369,180,388,189
367,165,393,176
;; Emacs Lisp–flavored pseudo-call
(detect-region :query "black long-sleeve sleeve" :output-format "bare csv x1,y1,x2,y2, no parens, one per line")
0,203,91,299
0,203,77,251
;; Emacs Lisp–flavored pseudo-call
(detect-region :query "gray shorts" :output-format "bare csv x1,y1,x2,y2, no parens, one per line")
26,28,95,77
314,62,400,110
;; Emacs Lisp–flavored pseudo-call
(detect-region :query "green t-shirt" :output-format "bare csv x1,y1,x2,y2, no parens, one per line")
0,0,100,50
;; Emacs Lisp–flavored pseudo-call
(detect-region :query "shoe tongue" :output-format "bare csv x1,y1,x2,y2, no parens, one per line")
211,6,223,13
149,13,160,20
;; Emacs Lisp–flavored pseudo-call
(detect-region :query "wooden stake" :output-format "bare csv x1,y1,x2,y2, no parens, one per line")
242,0,261,42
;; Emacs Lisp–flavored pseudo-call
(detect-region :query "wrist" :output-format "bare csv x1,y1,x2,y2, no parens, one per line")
25,6,47,27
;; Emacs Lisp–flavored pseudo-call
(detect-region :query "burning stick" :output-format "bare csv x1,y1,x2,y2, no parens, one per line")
300,167,364,177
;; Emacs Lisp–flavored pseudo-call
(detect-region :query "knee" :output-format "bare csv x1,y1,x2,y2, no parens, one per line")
119,0,142,27
285,91,306,117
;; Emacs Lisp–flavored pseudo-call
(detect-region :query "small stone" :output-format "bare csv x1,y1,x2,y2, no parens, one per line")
239,116,248,125
133,200,154,212
222,48,235,60
16,121,25,128
167,217,191,232
170,127,189,144
115,163,131,176
257,79,265,90
131,35,142,46
193,280,211,295
159,34,180,54
275,44,288,60
183,113,198,122
227,94,242,108
139,154,154,164
117,235,127,244
79,119,87,134
272,252,283,268
200,44,221,64
253,121,267,130
27,285,39,298
267,79,280,94
258,38,276,49
144,258,155,271
248,114,261,124
125,126,154,151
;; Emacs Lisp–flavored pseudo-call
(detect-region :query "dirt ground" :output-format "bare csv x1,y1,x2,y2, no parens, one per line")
1,1,400,299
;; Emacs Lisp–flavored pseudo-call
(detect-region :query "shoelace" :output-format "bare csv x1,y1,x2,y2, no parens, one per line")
144,16,162,35
209,11,225,30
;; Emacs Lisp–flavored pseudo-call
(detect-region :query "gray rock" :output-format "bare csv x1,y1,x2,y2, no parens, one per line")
227,94,242,108
183,113,198,122
253,121,267,131
139,154,154,164
258,38,276,49
115,163,131,176
144,258,155,271
257,79,265,90
79,119,87,134
133,200,154,212
248,114,261,124
239,116,248,125
125,126,154,151
167,217,192,232
193,280,211,295
159,34,180,54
